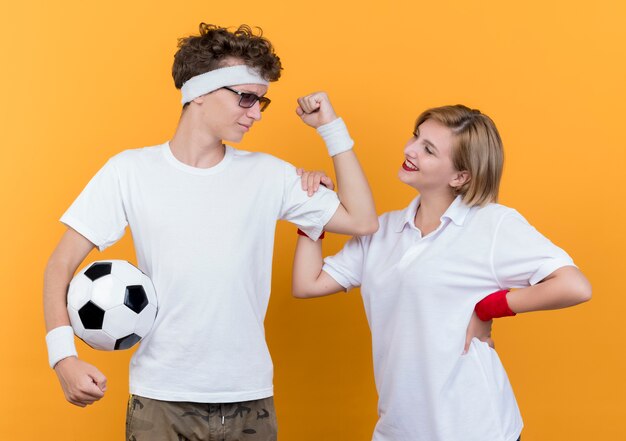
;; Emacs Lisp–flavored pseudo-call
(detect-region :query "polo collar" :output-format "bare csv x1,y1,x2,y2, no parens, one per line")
395,195,471,233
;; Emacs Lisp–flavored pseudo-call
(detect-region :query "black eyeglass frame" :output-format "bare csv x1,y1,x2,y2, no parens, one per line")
222,86,271,112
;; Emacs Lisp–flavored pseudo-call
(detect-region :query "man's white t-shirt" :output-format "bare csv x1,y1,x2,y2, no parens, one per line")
323,196,575,441
61,143,340,403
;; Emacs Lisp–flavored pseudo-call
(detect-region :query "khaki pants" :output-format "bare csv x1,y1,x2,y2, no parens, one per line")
126,395,278,441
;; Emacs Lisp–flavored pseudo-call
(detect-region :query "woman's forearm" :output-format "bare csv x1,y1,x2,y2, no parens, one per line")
292,235,344,298
506,266,592,313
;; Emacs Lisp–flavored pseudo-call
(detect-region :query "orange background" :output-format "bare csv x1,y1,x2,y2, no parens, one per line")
1,0,624,439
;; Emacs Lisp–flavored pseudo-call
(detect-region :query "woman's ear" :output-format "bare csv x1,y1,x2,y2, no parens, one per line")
450,170,471,189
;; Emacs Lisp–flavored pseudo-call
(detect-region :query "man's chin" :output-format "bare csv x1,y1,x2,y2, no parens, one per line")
222,133,245,144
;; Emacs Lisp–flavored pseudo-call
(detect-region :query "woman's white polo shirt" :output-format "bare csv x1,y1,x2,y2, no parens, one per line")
323,196,575,441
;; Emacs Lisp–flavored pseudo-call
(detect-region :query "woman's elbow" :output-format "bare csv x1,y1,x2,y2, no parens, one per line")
292,285,312,299
356,218,379,236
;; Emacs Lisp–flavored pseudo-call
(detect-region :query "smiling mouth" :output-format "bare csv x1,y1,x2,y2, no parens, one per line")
238,123,251,131
402,159,419,171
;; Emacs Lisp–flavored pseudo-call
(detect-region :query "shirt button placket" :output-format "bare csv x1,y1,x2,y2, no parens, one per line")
398,238,429,270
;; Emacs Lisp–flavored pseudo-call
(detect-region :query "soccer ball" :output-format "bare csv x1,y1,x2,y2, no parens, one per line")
67,260,158,351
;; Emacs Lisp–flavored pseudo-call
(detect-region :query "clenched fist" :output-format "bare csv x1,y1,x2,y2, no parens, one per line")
296,92,338,128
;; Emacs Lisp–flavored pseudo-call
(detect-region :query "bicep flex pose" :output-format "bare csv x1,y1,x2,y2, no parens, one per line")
44,23,377,441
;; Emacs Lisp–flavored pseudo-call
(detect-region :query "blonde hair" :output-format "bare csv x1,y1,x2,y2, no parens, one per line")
414,105,504,206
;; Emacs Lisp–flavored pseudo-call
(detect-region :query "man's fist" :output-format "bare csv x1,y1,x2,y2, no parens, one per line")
55,356,107,407
296,92,338,128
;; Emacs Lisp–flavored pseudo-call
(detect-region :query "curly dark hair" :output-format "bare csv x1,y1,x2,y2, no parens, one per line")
172,23,282,89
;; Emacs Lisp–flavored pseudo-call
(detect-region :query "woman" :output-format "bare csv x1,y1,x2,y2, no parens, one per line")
292,105,591,441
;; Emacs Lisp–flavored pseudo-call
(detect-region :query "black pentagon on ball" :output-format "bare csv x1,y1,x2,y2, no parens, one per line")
124,285,149,313
84,262,112,281
78,301,105,329
115,333,142,350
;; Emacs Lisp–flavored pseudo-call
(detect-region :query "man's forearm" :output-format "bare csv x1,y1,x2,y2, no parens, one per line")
332,149,378,234
298,94,378,236
43,257,75,332
44,228,95,332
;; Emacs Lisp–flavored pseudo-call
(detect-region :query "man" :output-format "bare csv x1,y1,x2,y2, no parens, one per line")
43,23,378,440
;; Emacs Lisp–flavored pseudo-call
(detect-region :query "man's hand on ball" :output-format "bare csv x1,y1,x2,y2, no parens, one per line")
55,356,107,407
297,168,335,196
296,92,338,128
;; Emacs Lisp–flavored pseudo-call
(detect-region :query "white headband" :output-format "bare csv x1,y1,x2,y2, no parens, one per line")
180,65,269,105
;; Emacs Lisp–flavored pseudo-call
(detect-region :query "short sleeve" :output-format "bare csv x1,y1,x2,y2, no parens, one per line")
322,235,369,290
491,210,576,288
278,162,340,241
60,157,128,251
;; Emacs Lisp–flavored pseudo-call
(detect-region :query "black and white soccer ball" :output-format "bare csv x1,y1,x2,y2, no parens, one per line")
67,260,158,351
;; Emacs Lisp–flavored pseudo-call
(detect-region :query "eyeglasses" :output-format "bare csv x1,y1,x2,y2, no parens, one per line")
221,87,271,112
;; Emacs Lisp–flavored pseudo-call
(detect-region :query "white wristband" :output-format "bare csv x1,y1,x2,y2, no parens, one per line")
316,117,354,157
46,325,78,369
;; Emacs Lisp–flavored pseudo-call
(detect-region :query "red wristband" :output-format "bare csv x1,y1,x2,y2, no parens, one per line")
474,289,516,321
297,229,325,240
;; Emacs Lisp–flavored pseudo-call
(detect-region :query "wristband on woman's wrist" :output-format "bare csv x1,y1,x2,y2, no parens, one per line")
297,229,325,240
45,325,78,369
316,117,354,157
474,289,516,321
